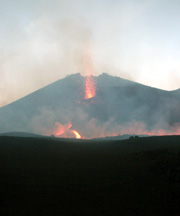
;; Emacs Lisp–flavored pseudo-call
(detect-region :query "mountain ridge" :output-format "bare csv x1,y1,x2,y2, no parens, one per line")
2,73,177,109
0,73,180,138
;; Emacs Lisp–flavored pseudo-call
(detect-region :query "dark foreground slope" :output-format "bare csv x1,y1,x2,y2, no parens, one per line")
0,136,180,216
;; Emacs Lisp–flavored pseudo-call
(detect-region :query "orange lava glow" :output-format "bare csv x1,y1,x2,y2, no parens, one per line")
54,122,81,139
55,122,72,136
46,120,180,139
66,121,180,139
72,130,81,139
84,76,96,99
83,43,96,100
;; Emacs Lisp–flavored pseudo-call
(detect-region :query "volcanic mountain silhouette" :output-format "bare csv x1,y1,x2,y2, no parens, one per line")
1,73,180,138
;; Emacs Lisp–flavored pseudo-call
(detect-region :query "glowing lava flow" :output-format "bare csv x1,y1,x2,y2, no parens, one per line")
54,122,81,139
72,130,81,139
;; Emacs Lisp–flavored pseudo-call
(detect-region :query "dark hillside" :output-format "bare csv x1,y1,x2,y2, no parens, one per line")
1,73,180,137
0,136,180,215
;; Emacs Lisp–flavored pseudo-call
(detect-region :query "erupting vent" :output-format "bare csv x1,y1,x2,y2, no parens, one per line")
84,76,96,99
53,74,96,139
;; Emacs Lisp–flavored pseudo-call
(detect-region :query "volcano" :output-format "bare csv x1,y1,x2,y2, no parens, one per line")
1,73,180,138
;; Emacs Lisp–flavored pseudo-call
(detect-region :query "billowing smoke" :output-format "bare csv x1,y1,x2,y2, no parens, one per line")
1,0,180,108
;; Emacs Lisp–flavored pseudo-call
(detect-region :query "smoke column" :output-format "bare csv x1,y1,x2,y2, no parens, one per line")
84,43,96,99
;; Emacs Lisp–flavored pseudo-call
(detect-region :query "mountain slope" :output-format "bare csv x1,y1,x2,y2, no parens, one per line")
0,73,180,138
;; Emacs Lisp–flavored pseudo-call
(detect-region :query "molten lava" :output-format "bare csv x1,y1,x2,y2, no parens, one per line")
48,120,180,139
84,76,96,99
72,130,81,139
54,122,81,139
83,43,96,99
55,122,72,136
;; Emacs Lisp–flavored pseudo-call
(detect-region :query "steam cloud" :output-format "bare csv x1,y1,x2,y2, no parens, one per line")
1,0,180,107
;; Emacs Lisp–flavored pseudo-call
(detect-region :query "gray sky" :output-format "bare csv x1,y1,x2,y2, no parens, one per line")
1,0,180,107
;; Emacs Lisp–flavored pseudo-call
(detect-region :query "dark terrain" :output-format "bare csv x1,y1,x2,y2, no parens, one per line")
0,135,180,215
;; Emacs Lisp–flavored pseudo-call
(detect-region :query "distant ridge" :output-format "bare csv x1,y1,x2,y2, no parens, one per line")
0,132,44,138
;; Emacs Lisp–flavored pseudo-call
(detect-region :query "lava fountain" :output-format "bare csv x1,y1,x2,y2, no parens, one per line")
84,43,96,99
84,76,96,99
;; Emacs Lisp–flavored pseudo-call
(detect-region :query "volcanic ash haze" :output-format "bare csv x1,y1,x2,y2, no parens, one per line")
1,73,180,139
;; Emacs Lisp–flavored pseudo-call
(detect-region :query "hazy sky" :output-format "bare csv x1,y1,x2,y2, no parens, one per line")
1,0,180,107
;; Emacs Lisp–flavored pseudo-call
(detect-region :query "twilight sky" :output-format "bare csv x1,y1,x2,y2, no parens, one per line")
1,0,180,107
